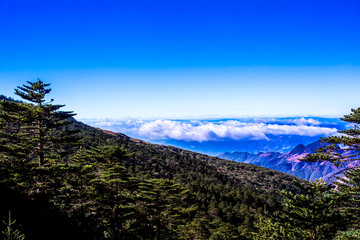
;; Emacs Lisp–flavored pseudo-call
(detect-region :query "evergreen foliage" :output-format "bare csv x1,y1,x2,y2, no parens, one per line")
302,107,360,168
279,180,348,239
334,168,360,226
1,211,25,240
301,108,360,236
0,81,315,239
5,81,360,239
0,79,77,167
253,180,349,240
252,215,298,240
334,229,360,240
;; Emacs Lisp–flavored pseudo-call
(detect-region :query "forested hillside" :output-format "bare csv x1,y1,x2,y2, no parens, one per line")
0,82,304,239
2,81,360,240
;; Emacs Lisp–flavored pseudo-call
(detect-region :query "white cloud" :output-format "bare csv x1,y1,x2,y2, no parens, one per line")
89,119,338,142
290,117,321,125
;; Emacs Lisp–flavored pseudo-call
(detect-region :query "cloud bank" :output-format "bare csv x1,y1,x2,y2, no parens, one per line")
90,118,338,142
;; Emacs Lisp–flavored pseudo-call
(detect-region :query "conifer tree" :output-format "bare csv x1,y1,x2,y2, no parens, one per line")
252,215,298,240
0,79,77,167
1,211,25,240
302,108,360,234
303,107,360,169
0,100,34,161
136,179,196,239
276,180,349,240
334,168,360,226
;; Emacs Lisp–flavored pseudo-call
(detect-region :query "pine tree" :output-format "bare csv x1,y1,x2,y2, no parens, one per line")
0,99,34,161
303,107,360,169
276,180,349,240
0,79,77,167
252,215,298,240
334,168,360,226
301,108,360,235
136,179,197,239
1,211,25,240
71,145,138,239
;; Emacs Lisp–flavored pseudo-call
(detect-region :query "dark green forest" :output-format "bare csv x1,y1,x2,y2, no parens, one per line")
1,80,360,240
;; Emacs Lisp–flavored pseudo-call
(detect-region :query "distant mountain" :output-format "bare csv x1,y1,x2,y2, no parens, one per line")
219,141,360,182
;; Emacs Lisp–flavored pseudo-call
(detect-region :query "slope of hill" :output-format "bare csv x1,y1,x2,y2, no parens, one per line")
84,122,302,193
219,141,360,181
0,117,305,240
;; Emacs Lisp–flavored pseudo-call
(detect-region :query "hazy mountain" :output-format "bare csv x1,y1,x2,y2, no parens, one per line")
219,141,359,182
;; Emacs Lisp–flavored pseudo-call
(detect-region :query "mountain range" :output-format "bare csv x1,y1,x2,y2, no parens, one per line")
219,141,360,182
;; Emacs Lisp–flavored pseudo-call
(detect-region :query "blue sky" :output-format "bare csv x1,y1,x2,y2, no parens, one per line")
1,0,360,119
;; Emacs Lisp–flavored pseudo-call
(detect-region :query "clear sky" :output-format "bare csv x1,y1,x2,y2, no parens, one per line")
1,0,360,119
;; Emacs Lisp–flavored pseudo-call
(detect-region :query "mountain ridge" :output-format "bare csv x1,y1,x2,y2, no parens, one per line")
91,123,303,193
219,140,353,181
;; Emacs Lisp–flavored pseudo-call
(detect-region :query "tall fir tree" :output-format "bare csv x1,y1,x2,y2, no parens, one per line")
0,79,78,167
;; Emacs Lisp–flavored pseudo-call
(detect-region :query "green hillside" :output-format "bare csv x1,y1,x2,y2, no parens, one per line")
0,81,314,239
0,99,303,240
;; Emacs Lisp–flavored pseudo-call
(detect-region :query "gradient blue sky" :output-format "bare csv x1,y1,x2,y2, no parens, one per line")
1,0,360,119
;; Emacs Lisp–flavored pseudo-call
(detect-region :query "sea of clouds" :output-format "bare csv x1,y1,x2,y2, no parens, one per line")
84,117,339,142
